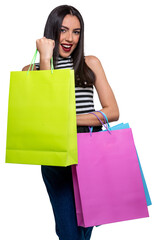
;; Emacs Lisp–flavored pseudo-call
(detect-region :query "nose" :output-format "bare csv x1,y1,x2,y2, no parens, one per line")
65,31,73,42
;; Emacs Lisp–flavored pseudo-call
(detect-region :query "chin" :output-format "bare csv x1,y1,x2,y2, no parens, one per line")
59,52,71,58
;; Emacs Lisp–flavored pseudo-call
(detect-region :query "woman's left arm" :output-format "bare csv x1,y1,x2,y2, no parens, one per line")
76,55,119,126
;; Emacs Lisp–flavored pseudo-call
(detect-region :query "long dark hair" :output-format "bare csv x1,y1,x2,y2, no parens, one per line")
44,5,95,87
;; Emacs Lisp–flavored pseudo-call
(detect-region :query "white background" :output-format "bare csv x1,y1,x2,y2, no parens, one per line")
0,0,160,239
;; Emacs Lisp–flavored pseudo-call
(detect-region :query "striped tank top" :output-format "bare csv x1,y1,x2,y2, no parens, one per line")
35,56,95,115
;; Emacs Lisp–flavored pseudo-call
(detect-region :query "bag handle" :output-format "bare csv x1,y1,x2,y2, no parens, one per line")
88,111,111,135
95,110,110,126
27,49,54,74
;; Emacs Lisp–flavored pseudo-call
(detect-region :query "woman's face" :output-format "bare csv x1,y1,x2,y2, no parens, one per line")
59,14,81,58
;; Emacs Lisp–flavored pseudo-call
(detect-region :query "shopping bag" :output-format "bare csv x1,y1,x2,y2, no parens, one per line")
107,122,152,206
72,112,149,227
6,50,78,166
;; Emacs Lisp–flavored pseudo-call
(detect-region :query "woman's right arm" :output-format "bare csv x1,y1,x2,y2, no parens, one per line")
22,37,55,71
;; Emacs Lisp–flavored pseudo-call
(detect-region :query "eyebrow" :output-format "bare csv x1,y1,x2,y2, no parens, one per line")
61,25,81,31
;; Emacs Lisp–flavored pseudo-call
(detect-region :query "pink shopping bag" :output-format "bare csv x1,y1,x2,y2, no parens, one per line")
71,112,149,227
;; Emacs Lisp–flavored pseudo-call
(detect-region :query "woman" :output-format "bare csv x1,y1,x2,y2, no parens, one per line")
23,5,119,240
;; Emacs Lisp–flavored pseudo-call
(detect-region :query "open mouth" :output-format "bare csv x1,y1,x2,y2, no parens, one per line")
61,44,73,52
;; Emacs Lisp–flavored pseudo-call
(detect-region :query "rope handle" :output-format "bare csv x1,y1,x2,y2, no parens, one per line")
27,49,54,74
88,111,111,135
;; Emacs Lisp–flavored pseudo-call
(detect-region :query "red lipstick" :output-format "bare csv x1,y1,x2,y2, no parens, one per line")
61,44,72,52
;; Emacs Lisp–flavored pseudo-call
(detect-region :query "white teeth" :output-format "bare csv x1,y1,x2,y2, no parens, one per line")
62,44,71,48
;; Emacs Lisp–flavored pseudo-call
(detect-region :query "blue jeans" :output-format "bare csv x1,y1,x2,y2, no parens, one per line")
41,126,102,240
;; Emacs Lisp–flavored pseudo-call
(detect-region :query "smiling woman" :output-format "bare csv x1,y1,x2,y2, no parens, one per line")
59,15,81,57
40,5,97,89
21,4,119,240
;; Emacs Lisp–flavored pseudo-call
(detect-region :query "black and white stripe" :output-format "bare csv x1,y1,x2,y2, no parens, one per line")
55,56,74,69
75,87,94,114
35,56,95,115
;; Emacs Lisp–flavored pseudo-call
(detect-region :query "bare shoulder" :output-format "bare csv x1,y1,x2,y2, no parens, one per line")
85,55,102,71
22,64,37,71
85,55,101,65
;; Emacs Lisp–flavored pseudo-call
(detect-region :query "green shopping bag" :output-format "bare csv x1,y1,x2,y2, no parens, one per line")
6,50,78,166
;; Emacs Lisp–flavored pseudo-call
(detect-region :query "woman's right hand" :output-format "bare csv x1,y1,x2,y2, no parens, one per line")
36,37,55,61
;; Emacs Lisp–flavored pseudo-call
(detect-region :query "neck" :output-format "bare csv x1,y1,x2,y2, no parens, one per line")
58,55,71,59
